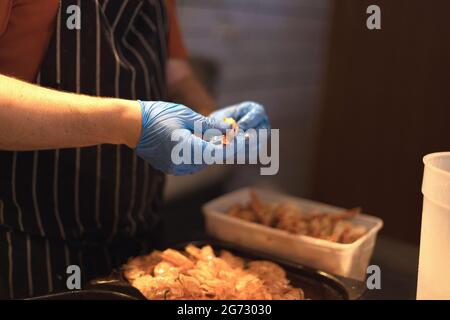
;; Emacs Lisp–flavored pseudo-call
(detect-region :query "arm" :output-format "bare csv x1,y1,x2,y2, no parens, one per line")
0,74,141,150
0,74,233,176
166,59,216,115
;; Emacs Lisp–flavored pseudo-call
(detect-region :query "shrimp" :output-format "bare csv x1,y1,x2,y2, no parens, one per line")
227,191,367,244
124,245,304,300
209,117,239,145
159,248,194,270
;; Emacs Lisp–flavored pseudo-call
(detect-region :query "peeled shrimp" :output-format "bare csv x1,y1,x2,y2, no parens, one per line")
227,190,367,244
124,245,304,300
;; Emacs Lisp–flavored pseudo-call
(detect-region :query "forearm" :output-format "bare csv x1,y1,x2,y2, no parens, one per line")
166,59,216,115
0,74,141,151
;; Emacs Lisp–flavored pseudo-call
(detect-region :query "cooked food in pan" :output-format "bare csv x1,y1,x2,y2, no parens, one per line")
123,244,305,300
227,191,367,244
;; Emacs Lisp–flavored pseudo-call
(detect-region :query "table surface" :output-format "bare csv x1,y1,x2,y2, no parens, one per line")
361,236,419,299
161,188,419,300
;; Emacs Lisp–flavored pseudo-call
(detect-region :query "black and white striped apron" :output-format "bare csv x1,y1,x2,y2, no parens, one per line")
0,0,168,299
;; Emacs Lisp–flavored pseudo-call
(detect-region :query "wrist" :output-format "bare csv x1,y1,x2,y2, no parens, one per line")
110,99,142,148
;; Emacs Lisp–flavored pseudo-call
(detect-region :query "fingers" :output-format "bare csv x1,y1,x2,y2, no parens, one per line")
209,105,235,120
202,116,232,133
254,116,271,132
170,132,248,175
208,101,270,133
235,102,267,131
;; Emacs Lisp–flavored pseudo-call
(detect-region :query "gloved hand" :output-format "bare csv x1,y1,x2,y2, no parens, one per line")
209,101,270,132
209,101,271,155
136,101,235,175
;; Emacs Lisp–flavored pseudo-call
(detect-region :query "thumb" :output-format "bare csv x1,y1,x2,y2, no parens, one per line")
193,116,232,142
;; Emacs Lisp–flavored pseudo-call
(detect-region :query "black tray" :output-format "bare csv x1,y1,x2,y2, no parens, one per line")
27,240,367,300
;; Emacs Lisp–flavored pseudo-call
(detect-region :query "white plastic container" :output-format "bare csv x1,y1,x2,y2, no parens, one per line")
202,187,383,280
417,152,450,300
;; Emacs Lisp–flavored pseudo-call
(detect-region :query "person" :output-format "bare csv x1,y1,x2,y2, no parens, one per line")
0,0,270,298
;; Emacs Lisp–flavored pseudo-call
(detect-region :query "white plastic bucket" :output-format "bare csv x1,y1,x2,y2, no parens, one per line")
417,152,450,299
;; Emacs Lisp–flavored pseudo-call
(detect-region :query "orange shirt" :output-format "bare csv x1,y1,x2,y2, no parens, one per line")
0,0,188,83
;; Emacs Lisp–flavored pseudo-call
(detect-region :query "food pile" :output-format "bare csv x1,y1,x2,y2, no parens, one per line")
124,244,304,300
227,191,367,244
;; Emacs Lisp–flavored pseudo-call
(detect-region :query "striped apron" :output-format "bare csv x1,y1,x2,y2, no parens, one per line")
0,0,168,298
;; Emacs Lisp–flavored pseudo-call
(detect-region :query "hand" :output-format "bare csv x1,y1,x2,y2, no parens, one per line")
209,101,271,158
135,101,235,175
209,101,270,133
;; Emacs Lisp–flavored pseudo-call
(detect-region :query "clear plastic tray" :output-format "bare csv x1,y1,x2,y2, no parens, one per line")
202,187,383,280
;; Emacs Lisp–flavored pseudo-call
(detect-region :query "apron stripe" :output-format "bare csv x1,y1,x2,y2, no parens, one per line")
95,0,101,96
108,0,130,241
74,148,83,234
11,152,24,232
126,153,138,235
95,145,102,229
53,2,66,241
109,146,121,242
122,3,148,99
73,0,84,236
122,30,150,96
32,75,45,238
53,150,66,239
75,0,81,94
149,1,166,97
6,232,14,299
64,244,71,268
56,2,61,86
95,146,102,229
137,163,150,224
95,0,103,229
140,11,157,32
32,152,45,237
117,4,144,238
77,249,83,278
26,235,33,297
102,0,110,11
130,26,162,98
45,239,53,292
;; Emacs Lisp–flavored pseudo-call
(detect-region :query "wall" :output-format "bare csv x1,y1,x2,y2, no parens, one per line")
312,0,450,244
166,0,331,200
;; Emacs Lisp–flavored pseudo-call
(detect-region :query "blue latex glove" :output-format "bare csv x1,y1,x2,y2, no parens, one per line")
209,101,270,133
209,101,271,159
136,101,236,176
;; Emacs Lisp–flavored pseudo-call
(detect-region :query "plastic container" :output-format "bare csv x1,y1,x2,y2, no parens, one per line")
202,187,383,280
417,152,450,299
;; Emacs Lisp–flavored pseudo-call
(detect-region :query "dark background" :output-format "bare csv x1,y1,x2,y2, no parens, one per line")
311,0,450,244
166,0,449,246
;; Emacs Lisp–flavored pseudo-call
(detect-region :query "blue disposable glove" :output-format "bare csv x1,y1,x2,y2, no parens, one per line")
209,101,271,160
210,101,270,163
136,101,238,176
209,101,270,133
